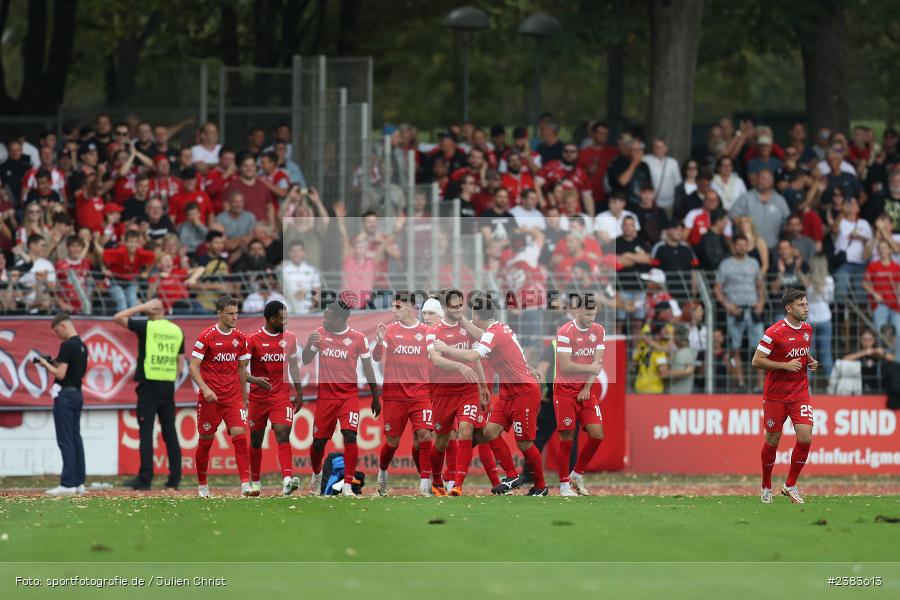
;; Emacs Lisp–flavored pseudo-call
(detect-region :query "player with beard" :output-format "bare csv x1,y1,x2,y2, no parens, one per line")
246,301,303,496
752,288,818,504
302,296,381,497
537,142,595,216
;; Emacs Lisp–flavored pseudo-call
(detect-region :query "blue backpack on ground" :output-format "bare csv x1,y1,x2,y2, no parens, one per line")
321,452,365,495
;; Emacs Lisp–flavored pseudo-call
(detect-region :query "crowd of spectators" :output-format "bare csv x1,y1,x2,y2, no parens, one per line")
2,112,899,392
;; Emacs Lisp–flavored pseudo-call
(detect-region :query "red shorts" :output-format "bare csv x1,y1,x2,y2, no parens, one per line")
382,397,433,436
313,398,361,438
763,399,814,433
488,383,541,441
554,389,603,431
197,400,247,435
432,388,485,434
248,398,294,431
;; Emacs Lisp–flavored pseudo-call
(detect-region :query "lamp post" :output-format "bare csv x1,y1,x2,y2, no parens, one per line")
517,14,561,125
444,7,489,122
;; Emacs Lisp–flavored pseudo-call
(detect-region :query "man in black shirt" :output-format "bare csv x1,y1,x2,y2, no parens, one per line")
696,208,730,270
651,222,699,301
37,313,88,496
114,299,185,490
478,188,516,242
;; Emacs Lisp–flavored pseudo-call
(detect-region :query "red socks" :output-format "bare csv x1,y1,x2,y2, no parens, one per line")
574,437,602,474
522,445,545,489
310,442,326,474
412,445,421,474
196,437,214,485
454,440,474,488
785,441,811,487
231,433,250,483
489,437,518,478
430,446,446,487
379,443,398,471
478,443,501,487
557,438,573,483
277,442,293,478
761,441,778,489
250,446,263,481
443,438,459,482
418,439,433,478
343,441,358,484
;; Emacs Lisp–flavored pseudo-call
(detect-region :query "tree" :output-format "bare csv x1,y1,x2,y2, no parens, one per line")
646,0,704,161
798,1,849,135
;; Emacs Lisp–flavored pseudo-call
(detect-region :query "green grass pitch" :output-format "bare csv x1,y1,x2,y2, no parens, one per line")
2,493,899,599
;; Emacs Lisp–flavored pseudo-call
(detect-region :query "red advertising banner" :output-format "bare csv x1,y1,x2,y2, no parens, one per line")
118,339,628,477
0,312,388,409
626,394,900,475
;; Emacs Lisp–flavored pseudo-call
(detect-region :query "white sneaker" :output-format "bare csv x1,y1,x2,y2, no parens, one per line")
376,469,389,497
308,472,322,496
241,482,255,497
445,479,455,493
45,485,77,496
419,477,433,496
76,484,87,495
760,487,773,503
781,484,805,504
283,476,300,496
559,482,578,497
341,482,358,497
569,471,591,496
198,485,211,498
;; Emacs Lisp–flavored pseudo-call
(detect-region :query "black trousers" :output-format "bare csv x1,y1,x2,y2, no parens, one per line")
53,388,85,488
136,382,181,485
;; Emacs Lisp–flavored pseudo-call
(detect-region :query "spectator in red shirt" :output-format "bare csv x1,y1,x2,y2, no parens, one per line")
259,150,290,201
501,151,541,207
537,142,595,216
169,167,213,225
864,239,900,358
223,154,275,228
148,154,183,205
74,174,105,234
578,121,618,206
101,204,125,247
504,125,541,175
102,230,155,311
54,235,93,314
147,253,205,314
202,147,237,213
470,128,497,168
450,147,488,191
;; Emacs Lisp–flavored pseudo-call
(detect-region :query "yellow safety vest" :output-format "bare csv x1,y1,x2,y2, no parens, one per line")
144,319,183,382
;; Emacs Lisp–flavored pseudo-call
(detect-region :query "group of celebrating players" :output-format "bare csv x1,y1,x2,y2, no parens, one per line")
188,289,606,498
188,285,818,503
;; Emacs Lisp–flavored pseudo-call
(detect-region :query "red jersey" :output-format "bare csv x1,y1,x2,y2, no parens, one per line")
377,321,430,401
22,166,67,198
102,246,156,280
203,168,236,213
537,160,592,195
578,145,618,201
246,327,299,402
54,257,92,312
112,172,136,204
313,326,370,400
864,260,900,311
474,321,537,387
169,189,213,225
757,319,813,403
148,176,183,202
426,320,478,395
500,171,536,206
148,269,190,310
191,324,250,405
555,320,605,395
75,191,105,233
261,168,290,193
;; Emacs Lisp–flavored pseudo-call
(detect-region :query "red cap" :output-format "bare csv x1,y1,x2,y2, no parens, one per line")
154,154,169,164
103,203,123,215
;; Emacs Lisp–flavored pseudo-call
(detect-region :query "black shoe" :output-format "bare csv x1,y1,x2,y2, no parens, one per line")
490,476,522,495
525,486,548,496
123,477,151,490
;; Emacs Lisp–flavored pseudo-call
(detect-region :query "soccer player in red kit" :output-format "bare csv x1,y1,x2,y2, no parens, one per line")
301,298,381,497
424,294,489,496
372,293,435,497
751,288,819,504
434,293,549,496
554,297,605,496
246,301,304,496
189,295,272,497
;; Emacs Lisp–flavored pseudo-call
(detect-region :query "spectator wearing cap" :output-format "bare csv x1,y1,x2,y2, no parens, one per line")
594,190,639,247
138,197,177,241
714,234,765,391
537,142,595,216
606,137,652,205
746,134,783,188
148,154,183,205
169,167,212,225
642,138,682,216
695,208,730,271
578,121,619,205
223,154,275,228
1,139,33,203
729,169,790,250
216,191,257,251
102,230,155,311
191,121,221,167
632,181,670,246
